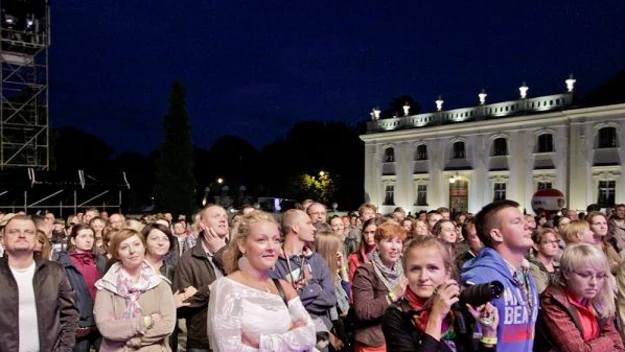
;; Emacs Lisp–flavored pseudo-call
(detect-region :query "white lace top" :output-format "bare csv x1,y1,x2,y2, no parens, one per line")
208,277,316,352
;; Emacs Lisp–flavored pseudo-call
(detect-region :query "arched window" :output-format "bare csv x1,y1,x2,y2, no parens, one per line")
492,138,508,156
598,127,618,148
452,141,465,159
415,145,428,161
384,147,395,162
536,134,554,153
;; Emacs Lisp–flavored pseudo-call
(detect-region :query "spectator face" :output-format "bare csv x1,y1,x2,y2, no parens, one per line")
564,265,606,301
117,235,145,270
342,217,350,229
465,223,483,254
307,204,327,224
588,215,608,239
173,222,186,235
360,209,375,222
3,219,37,255
404,244,451,300
329,217,345,235
83,210,98,224
239,221,280,271
418,212,426,221
438,221,457,244
72,228,94,252
393,211,405,222
377,236,403,267
535,232,559,259
201,206,229,238
525,215,536,230
427,214,442,232
295,214,316,243
557,217,571,234
413,220,428,237
440,211,450,221
45,213,55,224
145,229,170,258
91,219,105,235
53,223,65,233
164,213,173,222
567,210,578,221
401,219,413,233
616,206,625,220
100,211,109,220
362,224,376,248
109,214,125,231
498,207,534,252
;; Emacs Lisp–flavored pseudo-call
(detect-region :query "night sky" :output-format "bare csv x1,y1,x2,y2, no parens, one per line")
50,1,625,155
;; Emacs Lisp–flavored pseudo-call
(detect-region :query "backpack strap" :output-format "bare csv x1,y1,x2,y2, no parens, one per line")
273,278,289,306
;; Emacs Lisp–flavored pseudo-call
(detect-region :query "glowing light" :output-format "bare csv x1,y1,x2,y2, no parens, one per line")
478,89,487,105
217,178,223,184
435,95,444,112
565,74,576,93
519,82,529,99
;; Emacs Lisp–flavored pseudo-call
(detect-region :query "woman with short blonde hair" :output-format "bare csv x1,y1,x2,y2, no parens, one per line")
561,219,593,245
535,243,623,351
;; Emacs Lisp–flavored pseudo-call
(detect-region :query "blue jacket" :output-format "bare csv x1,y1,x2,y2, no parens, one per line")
270,250,337,329
460,247,538,352
57,252,107,327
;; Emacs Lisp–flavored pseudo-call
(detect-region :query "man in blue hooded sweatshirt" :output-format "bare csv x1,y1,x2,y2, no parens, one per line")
460,200,538,352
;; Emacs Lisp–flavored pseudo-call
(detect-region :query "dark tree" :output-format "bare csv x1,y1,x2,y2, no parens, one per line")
153,81,197,216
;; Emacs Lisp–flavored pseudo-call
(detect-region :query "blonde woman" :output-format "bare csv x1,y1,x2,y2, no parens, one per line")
208,210,315,351
587,211,621,274
535,243,624,351
561,219,594,245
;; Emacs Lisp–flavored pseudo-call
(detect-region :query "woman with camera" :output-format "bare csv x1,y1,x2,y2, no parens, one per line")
535,242,624,351
382,236,499,352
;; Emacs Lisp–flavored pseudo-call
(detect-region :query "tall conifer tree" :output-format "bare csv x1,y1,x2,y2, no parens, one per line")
153,81,197,215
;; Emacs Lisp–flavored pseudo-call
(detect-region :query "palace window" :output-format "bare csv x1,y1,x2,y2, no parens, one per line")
598,181,616,207
384,184,395,206
416,184,427,206
416,145,428,161
384,147,395,162
598,127,618,149
492,138,508,156
453,141,466,159
536,134,554,153
494,183,506,201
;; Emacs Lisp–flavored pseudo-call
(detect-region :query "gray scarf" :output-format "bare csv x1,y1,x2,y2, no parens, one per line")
371,250,403,291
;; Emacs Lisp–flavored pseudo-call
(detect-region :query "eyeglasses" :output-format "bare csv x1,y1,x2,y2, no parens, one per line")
574,271,608,281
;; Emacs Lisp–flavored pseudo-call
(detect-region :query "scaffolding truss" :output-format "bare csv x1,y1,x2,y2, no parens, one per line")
0,0,50,170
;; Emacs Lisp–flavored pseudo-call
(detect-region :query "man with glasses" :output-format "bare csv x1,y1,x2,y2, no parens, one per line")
307,202,328,225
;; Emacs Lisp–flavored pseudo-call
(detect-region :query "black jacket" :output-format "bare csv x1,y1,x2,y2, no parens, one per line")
0,256,79,352
381,298,496,352
173,241,225,350
57,252,107,327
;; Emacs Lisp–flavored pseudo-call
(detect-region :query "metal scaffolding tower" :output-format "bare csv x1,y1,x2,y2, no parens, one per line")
0,0,49,170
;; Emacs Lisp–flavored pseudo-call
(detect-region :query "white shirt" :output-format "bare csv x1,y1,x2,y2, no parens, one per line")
10,261,40,352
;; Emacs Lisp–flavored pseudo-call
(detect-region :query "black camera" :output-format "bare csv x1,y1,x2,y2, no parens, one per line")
459,281,504,307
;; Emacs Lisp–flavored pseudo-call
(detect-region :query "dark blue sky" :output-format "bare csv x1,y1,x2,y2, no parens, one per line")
50,1,625,154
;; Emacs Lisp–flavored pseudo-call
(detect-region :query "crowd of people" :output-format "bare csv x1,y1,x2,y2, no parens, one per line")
1,201,625,351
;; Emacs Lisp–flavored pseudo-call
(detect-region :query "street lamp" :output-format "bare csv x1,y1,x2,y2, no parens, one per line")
217,178,223,184
319,171,325,177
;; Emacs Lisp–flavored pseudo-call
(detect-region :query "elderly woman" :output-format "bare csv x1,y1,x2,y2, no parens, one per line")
382,236,499,351
94,229,175,351
208,210,315,351
352,222,407,352
529,228,561,294
535,243,624,351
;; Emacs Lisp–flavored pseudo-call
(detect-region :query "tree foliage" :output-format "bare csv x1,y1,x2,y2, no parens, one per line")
153,81,197,216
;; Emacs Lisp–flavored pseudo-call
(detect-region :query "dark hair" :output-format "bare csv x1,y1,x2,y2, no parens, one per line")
67,223,97,254
141,222,175,256
432,219,454,237
475,200,520,248
586,204,601,212
461,217,476,240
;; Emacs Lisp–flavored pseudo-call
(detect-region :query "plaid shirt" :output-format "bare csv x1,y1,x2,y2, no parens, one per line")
535,284,625,352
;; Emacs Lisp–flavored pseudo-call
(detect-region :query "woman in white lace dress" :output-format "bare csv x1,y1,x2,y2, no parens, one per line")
208,210,316,352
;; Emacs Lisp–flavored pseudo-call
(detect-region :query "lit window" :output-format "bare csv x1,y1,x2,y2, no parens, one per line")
416,184,427,206
384,185,395,206
598,127,618,149
537,182,552,190
536,134,554,153
598,181,616,208
494,183,506,201
453,141,465,159
492,138,508,156
384,148,395,162
416,145,428,161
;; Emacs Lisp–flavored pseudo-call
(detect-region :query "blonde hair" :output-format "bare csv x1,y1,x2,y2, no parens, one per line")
403,235,455,278
224,210,279,274
556,243,616,318
561,219,589,245
315,231,342,281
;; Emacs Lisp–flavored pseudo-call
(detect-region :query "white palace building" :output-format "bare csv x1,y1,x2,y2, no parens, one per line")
360,77,625,215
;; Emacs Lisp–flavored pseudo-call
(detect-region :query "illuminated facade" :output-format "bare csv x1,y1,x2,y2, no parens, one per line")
360,79,625,215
